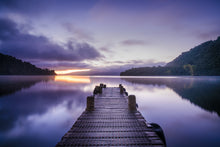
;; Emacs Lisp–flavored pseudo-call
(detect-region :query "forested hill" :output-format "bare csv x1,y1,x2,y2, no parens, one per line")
0,53,55,75
166,36,220,74
121,36,220,76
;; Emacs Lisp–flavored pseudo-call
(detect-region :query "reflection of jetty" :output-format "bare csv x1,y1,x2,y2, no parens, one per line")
56,84,166,146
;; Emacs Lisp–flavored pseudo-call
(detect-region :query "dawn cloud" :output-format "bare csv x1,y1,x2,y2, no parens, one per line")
0,0,220,71
194,26,220,40
62,23,94,41
0,18,101,62
30,60,91,70
120,39,148,46
88,59,166,75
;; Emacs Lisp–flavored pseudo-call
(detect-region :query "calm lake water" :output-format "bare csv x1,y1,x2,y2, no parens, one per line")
0,76,220,147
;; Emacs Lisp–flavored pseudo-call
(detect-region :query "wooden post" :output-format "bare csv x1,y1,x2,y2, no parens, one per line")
119,84,124,94
86,96,94,111
120,86,124,94
128,95,137,111
93,86,102,94
99,86,102,93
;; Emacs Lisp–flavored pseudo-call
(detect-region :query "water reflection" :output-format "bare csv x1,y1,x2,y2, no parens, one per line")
0,76,90,147
0,76,54,96
121,76,220,147
0,76,220,147
121,76,220,116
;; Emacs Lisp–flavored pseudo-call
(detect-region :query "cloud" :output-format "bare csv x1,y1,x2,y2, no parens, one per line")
62,22,94,41
104,59,166,67
30,60,90,70
0,0,50,15
0,0,97,17
120,39,148,46
0,18,101,62
85,59,166,75
193,27,220,40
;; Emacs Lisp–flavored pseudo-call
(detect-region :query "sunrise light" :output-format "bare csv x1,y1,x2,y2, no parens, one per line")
55,69,91,75
55,76,90,83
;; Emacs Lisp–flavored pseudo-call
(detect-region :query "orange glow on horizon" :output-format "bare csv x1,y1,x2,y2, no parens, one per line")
55,76,90,83
55,69,91,75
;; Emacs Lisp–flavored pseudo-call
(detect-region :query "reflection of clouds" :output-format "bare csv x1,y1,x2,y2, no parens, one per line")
32,78,91,92
0,77,90,146
121,76,220,147
6,100,84,139
122,77,220,116
82,84,95,93
197,112,219,123
126,83,167,93
1,76,220,147
121,77,220,147
126,85,178,111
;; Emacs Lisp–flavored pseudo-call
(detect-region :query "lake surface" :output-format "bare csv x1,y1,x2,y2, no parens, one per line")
0,76,220,147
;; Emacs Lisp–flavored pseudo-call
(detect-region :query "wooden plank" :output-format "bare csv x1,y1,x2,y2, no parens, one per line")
56,85,165,146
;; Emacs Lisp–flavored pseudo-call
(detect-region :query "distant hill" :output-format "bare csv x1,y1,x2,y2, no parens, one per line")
0,53,55,75
121,36,220,76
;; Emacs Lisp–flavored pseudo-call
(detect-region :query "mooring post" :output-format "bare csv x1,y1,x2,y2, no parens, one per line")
93,86,102,94
120,87,124,94
119,84,124,94
128,95,137,111
99,86,102,93
86,96,94,111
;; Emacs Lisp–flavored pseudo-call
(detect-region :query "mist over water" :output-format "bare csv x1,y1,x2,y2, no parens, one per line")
0,76,220,147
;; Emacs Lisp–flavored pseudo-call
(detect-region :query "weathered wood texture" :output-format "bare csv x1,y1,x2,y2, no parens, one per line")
56,85,165,146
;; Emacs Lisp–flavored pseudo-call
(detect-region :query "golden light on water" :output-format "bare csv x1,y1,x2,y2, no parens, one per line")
55,69,91,75
55,76,90,83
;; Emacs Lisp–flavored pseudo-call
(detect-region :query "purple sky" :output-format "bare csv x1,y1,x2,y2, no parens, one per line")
0,0,220,74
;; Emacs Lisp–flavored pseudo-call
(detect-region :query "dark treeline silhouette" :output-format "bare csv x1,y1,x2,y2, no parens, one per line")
0,53,56,75
121,77,220,116
121,36,220,76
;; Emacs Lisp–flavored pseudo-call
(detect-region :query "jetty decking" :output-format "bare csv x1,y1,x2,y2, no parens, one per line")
56,84,165,146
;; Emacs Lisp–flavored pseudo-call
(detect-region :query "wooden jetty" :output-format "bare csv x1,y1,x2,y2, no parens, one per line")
56,84,166,146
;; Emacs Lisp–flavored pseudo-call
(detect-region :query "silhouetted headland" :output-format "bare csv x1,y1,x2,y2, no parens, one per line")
0,53,56,75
